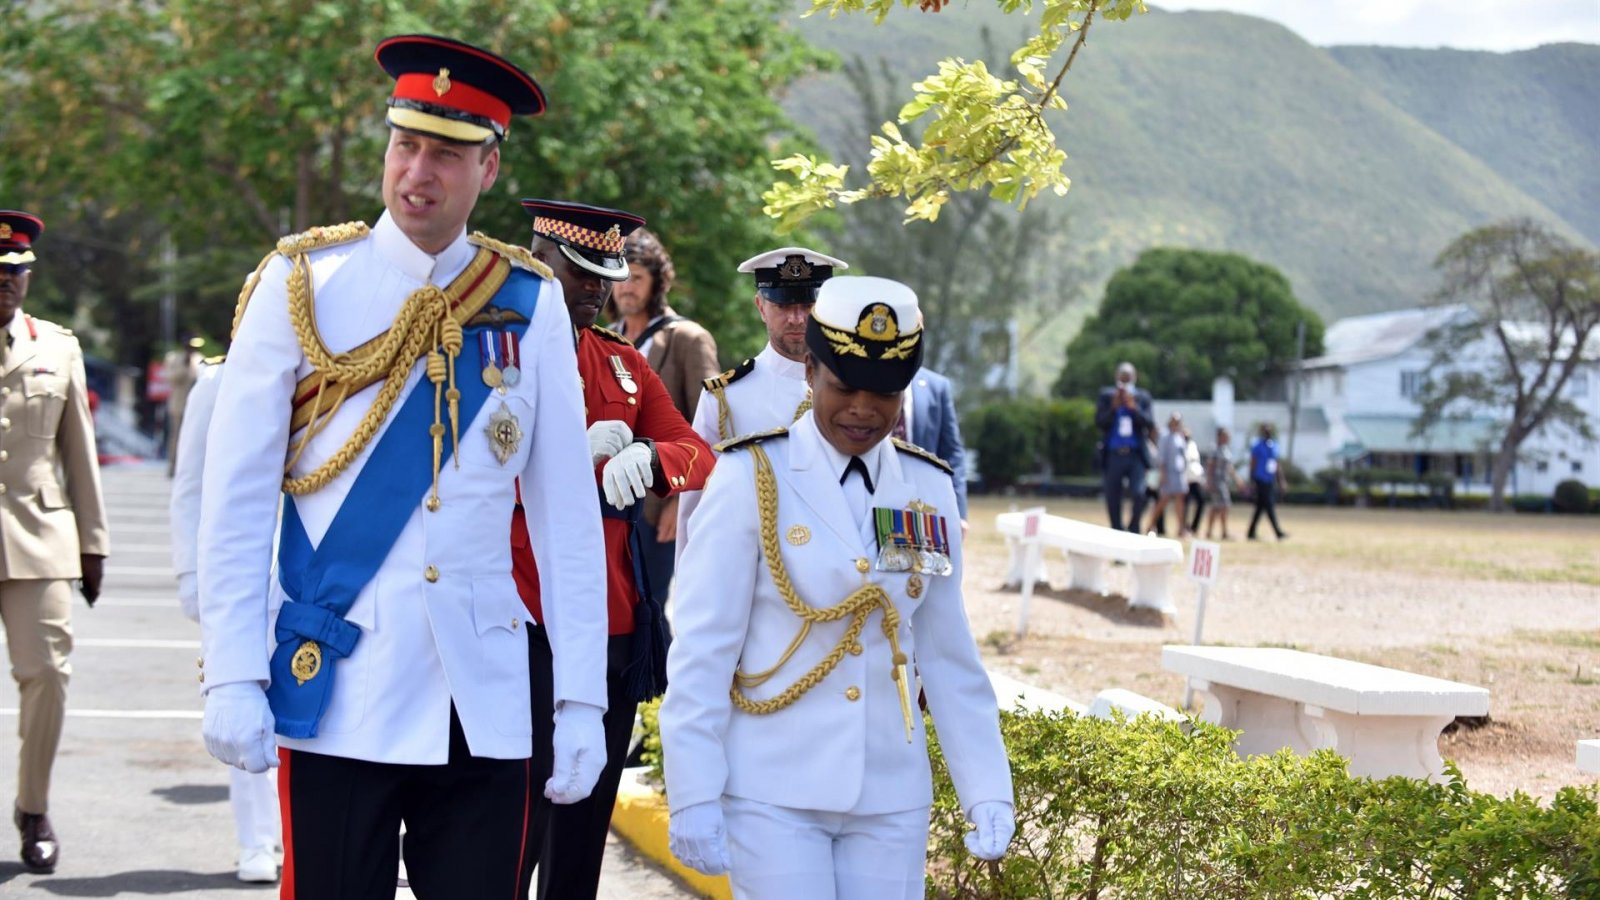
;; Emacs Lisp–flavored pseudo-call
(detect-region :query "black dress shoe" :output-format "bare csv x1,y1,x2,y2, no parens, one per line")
14,808,58,874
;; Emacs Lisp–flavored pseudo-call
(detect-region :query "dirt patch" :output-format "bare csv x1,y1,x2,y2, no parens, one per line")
963,496,1600,800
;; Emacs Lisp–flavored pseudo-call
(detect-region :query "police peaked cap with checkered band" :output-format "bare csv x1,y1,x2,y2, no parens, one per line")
806,275,924,393
737,247,848,305
521,200,646,281
0,211,44,266
375,34,545,144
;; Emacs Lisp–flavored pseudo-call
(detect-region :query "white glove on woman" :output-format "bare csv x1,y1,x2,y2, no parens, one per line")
601,442,654,510
202,682,278,773
964,801,1016,860
668,801,731,875
545,701,607,804
177,572,200,622
587,420,633,464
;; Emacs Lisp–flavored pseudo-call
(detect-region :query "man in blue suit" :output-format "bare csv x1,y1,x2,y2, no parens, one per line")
900,368,969,527
1094,361,1155,533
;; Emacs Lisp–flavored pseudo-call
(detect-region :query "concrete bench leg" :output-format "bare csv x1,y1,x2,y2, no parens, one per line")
1191,680,1316,758
1003,537,1024,589
1066,551,1106,594
1301,706,1455,781
1128,563,1174,613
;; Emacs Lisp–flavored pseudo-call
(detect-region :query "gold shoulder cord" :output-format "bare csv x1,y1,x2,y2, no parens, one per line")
711,384,734,442
732,445,916,740
468,232,554,281
792,389,812,422
280,224,475,507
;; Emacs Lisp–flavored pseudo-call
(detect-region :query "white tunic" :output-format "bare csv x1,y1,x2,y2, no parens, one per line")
660,412,1012,816
675,343,809,559
197,212,608,765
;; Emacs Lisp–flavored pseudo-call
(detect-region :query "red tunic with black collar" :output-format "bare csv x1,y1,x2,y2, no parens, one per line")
512,326,712,634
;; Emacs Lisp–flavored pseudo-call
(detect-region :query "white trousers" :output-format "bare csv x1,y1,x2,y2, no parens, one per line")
723,797,929,900
230,766,281,851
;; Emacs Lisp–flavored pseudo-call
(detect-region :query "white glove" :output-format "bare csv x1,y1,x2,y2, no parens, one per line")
545,701,606,804
964,801,1015,860
602,442,655,510
587,420,633,464
668,801,731,876
177,572,200,623
202,682,278,773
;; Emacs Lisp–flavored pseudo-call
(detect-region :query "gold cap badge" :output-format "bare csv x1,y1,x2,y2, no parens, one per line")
433,67,452,97
779,255,814,281
855,303,899,341
0,224,11,240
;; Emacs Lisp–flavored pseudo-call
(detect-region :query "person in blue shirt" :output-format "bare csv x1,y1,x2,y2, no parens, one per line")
1247,423,1289,541
1094,362,1155,532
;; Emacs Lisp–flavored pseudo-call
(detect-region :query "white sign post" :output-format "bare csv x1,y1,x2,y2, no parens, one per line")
1183,540,1221,710
1014,507,1047,639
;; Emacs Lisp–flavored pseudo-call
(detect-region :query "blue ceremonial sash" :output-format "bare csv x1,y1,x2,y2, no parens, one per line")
266,269,540,738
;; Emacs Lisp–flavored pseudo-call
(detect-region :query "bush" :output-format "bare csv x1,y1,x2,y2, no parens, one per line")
1554,479,1592,514
967,398,1100,487
926,709,1600,898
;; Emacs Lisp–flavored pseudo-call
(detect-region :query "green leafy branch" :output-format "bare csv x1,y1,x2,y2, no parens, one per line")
763,0,1146,232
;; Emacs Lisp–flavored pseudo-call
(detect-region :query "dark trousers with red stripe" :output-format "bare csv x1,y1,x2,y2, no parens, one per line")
279,708,529,900
519,627,636,900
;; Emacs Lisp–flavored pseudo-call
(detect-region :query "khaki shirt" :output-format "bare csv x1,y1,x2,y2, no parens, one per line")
0,314,109,580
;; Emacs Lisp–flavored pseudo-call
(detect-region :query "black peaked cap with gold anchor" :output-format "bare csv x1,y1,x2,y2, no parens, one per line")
738,246,848,306
375,34,546,145
0,211,44,266
521,199,646,282
805,275,924,394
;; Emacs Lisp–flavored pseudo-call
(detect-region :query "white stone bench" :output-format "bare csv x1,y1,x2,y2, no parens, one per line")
996,511,1184,612
1162,645,1490,781
1089,687,1186,725
1579,740,1600,774
987,669,1087,716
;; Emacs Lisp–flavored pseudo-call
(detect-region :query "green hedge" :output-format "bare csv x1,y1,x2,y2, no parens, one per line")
637,702,1599,896
967,398,1099,486
928,710,1600,898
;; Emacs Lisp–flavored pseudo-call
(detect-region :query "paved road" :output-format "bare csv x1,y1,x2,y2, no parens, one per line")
0,463,691,899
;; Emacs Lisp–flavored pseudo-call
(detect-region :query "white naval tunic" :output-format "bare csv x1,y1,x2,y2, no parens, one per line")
197,212,608,765
675,343,809,560
660,412,1012,817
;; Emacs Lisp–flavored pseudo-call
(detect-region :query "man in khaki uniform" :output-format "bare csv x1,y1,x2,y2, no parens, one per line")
0,210,108,875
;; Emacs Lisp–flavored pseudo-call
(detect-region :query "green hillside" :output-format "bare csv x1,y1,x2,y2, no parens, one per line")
788,6,1590,330
1328,42,1600,243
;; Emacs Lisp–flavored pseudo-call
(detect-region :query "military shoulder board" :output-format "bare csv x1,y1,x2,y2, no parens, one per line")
891,438,953,475
468,231,554,280
276,221,370,256
704,357,756,393
588,324,632,346
716,427,789,453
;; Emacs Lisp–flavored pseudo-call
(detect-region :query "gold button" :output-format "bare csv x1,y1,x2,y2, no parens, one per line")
0,387,8,397
424,565,440,583
855,558,870,574
511,618,520,631
0,417,9,429
426,496,440,512
1,451,9,462
845,687,861,701
627,397,637,406
196,657,204,669
849,643,863,656
198,672,205,684
0,484,8,495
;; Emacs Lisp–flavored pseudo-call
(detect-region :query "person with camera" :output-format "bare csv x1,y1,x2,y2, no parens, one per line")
1094,361,1155,533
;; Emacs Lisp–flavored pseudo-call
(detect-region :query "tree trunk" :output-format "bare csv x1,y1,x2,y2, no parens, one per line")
1488,447,1515,513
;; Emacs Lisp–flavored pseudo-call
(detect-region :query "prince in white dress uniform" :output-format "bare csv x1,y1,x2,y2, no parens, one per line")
660,276,1014,899
675,247,847,559
195,36,608,899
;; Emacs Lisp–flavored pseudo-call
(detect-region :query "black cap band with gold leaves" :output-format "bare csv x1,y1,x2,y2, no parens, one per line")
737,246,849,306
375,34,545,144
805,275,924,393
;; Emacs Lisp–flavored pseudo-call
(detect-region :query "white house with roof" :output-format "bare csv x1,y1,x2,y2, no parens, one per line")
1295,305,1599,495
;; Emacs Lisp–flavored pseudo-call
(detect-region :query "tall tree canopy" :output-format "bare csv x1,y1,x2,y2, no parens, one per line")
0,0,829,368
1053,247,1323,400
1415,218,1600,512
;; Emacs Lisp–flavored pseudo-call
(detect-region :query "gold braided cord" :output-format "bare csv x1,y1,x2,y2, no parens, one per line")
792,390,812,422
467,231,554,281
712,385,733,442
729,444,911,718
231,251,277,342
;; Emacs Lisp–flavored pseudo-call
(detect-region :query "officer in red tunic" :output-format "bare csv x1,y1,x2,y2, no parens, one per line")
511,200,712,899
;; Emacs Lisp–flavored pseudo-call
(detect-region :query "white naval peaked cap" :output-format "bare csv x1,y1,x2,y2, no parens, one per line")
806,275,924,393
736,246,849,273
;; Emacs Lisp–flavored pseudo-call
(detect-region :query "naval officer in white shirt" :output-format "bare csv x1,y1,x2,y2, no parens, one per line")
194,35,608,900
660,276,1015,900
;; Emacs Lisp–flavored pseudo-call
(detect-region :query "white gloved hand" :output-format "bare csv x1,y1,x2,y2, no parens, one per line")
668,801,732,876
963,801,1016,860
177,572,200,623
601,442,655,510
587,420,633,464
545,701,607,804
202,682,279,773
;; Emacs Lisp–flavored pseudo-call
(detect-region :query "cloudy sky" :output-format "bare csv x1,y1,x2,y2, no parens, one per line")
1153,0,1600,51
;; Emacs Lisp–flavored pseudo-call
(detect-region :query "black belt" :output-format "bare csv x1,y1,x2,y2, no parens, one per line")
1111,446,1137,456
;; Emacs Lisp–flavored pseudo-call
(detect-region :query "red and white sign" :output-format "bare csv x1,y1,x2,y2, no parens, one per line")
1187,540,1221,586
146,361,171,403
1021,506,1046,541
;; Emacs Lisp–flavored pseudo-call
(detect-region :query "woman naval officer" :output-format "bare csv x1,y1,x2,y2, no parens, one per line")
659,276,1014,900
